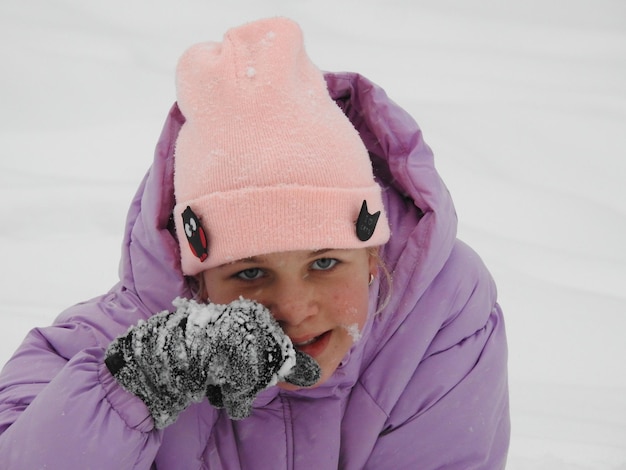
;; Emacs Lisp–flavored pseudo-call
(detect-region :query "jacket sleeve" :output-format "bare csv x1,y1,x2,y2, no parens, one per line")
0,103,187,469
365,241,510,469
0,292,162,469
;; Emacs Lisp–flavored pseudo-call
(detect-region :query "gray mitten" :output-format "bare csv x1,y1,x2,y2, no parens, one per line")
105,297,321,428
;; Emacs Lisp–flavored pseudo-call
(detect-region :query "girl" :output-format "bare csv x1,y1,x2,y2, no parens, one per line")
0,17,509,469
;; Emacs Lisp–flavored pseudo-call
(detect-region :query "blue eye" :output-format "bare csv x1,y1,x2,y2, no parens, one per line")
312,258,338,270
236,268,264,281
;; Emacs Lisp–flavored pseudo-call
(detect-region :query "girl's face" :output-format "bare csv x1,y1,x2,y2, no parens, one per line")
202,248,376,389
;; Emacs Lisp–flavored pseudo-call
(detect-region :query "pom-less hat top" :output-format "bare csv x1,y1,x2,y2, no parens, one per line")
173,17,390,274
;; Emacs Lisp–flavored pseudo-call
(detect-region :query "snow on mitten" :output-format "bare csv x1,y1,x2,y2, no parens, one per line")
105,297,320,428
105,305,213,429
195,298,321,419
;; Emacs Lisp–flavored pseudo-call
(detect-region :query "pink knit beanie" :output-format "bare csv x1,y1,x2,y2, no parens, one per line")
173,17,390,275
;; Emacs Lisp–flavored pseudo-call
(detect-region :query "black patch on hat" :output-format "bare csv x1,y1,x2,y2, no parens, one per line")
182,206,209,262
356,200,380,242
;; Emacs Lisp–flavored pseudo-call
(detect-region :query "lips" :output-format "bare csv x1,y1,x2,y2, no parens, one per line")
293,336,318,347
291,330,331,358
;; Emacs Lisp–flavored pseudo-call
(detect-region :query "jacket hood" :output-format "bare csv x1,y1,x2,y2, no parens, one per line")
117,103,190,315
117,71,458,396
325,72,457,385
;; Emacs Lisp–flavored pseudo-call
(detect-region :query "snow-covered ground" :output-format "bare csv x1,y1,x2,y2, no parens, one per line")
1,0,625,467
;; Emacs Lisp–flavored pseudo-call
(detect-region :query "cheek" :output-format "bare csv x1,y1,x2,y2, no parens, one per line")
201,272,247,304
328,282,370,330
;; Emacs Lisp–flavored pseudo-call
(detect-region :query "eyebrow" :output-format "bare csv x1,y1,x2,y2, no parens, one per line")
311,248,333,256
237,248,334,264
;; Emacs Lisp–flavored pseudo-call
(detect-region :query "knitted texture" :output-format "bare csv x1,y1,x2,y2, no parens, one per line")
173,17,390,274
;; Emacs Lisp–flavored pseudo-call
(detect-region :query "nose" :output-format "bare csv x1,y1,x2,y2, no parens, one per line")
263,278,318,328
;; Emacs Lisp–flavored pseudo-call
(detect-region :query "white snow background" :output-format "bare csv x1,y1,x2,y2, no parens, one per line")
1,0,625,468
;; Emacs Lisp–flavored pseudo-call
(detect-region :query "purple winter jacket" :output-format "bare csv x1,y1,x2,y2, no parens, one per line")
0,72,510,469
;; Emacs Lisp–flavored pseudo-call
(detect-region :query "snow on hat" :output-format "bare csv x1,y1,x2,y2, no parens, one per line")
173,17,390,275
